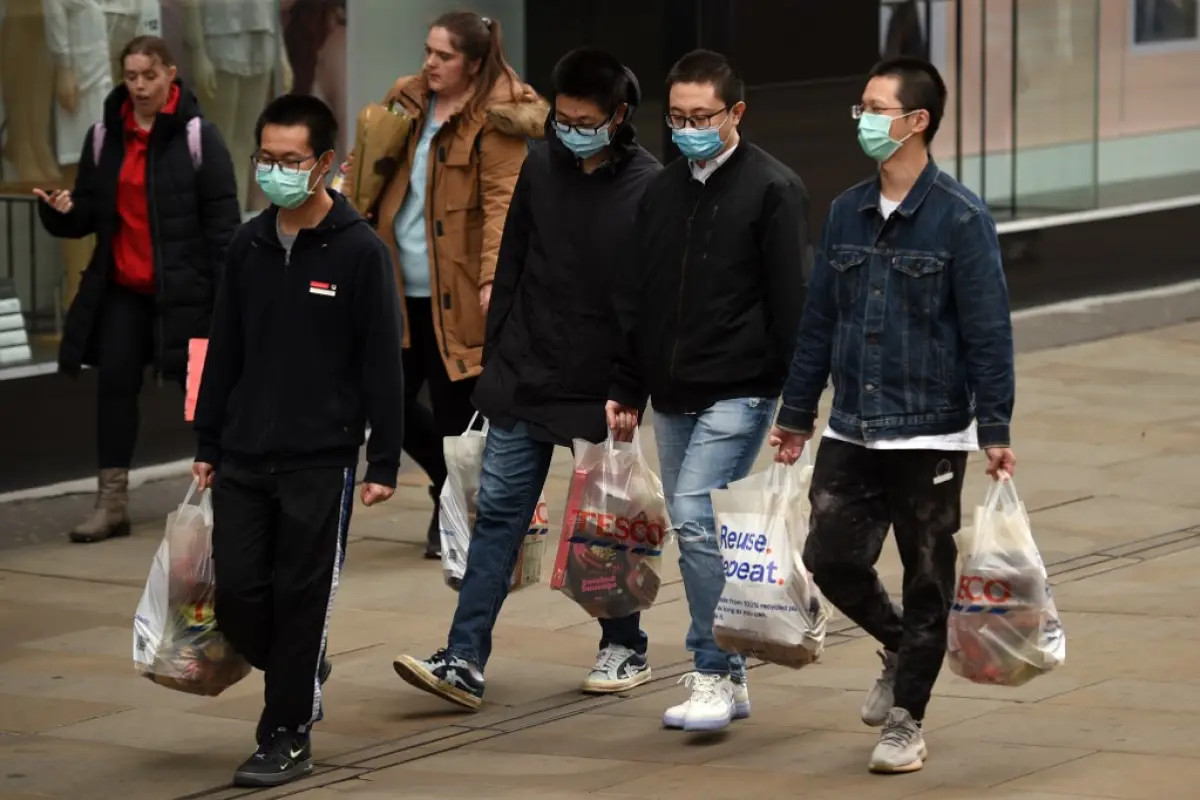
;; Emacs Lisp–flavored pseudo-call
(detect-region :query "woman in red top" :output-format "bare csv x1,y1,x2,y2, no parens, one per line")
36,36,240,543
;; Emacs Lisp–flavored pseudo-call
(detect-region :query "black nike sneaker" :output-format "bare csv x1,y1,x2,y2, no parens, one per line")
255,659,333,746
233,727,312,787
393,648,484,710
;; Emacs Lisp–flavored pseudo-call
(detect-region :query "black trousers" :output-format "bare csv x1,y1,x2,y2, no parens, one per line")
804,438,968,721
211,460,354,733
402,298,477,491
94,283,156,469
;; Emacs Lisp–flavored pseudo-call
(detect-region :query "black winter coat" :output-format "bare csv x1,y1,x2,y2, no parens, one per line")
38,81,241,383
472,69,662,446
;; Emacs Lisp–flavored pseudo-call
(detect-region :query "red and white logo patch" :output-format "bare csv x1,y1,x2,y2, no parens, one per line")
309,281,336,297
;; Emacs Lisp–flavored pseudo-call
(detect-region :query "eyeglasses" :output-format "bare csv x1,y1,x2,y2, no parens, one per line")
664,108,729,130
550,115,614,136
851,104,909,120
251,153,317,176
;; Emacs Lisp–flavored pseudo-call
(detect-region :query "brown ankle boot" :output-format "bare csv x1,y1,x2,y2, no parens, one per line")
70,468,132,543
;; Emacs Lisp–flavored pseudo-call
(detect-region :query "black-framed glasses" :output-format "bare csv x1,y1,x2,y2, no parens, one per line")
851,104,909,120
550,114,614,136
251,153,317,176
664,108,729,130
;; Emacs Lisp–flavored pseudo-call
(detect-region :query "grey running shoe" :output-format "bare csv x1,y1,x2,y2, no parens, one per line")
862,649,898,726
868,707,927,774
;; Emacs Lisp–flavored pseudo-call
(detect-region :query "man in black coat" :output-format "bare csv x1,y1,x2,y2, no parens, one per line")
392,48,662,710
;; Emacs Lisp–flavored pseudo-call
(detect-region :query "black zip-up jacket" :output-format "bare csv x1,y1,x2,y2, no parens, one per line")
610,141,810,413
473,67,662,445
194,191,405,487
38,81,240,383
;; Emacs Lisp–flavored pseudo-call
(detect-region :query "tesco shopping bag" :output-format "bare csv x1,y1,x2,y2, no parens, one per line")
712,450,831,668
440,413,550,592
550,431,671,619
947,474,1066,686
132,481,250,696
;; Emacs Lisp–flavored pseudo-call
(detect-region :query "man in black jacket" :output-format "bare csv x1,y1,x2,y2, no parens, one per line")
192,95,404,788
608,50,810,733
392,48,662,711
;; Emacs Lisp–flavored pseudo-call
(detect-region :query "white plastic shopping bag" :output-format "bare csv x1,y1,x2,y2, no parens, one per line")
550,431,671,619
947,474,1066,686
440,412,550,592
711,448,831,668
132,481,250,696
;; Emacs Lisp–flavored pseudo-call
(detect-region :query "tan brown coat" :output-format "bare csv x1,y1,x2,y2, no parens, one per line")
374,73,548,381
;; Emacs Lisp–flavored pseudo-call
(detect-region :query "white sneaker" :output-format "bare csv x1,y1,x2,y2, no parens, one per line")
663,675,751,728
862,649,898,726
868,708,927,774
660,672,738,732
580,645,652,694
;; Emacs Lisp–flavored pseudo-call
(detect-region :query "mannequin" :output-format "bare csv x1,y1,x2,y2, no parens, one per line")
181,0,292,208
0,0,60,183
43,0,114,308
100,0,163,84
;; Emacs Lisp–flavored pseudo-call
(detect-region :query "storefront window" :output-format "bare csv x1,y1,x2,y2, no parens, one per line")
0,0,353,371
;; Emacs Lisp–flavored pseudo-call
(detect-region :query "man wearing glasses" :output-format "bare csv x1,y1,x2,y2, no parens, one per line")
391,48,662,710
607,49,809,733
770,58,1015,774
193,94,405,787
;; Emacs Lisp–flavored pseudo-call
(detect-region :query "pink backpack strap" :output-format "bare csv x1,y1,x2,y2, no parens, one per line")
91,122,106,166
185,117,203,170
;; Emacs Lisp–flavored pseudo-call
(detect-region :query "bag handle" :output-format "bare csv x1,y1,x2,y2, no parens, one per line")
982,470,1019,512
462,411,490,437
178,479,214,526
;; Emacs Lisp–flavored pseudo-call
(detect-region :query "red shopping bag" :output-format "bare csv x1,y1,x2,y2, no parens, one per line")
184,338,207,422
550,433,670,619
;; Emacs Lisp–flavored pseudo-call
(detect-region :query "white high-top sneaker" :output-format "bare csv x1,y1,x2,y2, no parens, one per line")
868,708,928,774
660,672,739,732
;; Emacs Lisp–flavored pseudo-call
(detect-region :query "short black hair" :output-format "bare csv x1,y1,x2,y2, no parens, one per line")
867,57,947,144
552,47,629,115
254,94,338,156
665,49,744,107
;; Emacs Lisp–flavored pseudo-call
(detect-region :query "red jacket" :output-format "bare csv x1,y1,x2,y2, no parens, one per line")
112,84,181,292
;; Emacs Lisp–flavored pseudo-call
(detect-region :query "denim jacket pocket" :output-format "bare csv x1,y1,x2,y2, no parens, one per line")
828,247,869,310
889,253,947,316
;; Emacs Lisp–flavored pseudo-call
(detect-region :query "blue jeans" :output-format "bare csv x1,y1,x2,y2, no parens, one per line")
446,421,646,670
653,397,775,678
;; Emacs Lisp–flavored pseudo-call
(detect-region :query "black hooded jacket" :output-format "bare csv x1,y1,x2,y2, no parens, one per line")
38,81,240,383
472,68,662,446
193,191,406,487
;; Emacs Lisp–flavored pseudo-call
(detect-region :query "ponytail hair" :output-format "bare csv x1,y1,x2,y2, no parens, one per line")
430,10,520,118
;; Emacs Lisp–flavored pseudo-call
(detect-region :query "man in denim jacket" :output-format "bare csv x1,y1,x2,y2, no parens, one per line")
770,58,1016,775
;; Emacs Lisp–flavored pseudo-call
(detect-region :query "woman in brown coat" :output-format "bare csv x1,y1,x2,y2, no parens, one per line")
348,11,547,558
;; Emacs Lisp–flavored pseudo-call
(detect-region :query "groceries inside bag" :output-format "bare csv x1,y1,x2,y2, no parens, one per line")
132,482,251,696
550,432,670,619
947,475,1066,686
440,413,550,592
712,451,831,668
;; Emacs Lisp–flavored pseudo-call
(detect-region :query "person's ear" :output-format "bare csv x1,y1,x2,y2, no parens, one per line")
468,58,482,78
166,64,178,83
910,109,930,135
612,103,628,129
729,101,747,126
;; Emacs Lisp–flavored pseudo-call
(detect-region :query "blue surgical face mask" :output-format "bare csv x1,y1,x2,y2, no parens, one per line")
255,161,320,209
671,126,726,161
857,111,916,162
555,126,611,159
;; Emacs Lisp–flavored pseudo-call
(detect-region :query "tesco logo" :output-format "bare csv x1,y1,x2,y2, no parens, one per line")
573,509,666,547
956,575,1013,604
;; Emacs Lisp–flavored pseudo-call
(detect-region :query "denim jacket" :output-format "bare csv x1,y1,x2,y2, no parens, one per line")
777,160,1014,448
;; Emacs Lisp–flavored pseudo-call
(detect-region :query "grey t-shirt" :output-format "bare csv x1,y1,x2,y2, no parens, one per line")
276,215,297,258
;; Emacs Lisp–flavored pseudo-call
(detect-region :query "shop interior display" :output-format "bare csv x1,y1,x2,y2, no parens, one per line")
182,0,291,209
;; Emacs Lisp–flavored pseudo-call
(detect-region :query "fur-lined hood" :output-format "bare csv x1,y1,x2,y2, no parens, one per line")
385,72,549,141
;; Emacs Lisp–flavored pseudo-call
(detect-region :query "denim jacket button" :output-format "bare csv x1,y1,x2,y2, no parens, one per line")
872,288,882,296
865,383,875,391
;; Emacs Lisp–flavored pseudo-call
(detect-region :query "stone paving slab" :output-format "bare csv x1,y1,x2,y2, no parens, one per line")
4,322,1200,798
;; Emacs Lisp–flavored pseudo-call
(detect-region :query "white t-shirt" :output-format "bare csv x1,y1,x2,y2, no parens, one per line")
821,194,979,452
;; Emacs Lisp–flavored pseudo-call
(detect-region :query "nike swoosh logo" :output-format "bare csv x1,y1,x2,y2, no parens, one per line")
289,748,305,760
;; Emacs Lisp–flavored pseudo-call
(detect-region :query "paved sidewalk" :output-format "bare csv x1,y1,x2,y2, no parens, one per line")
4,322,1200,799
